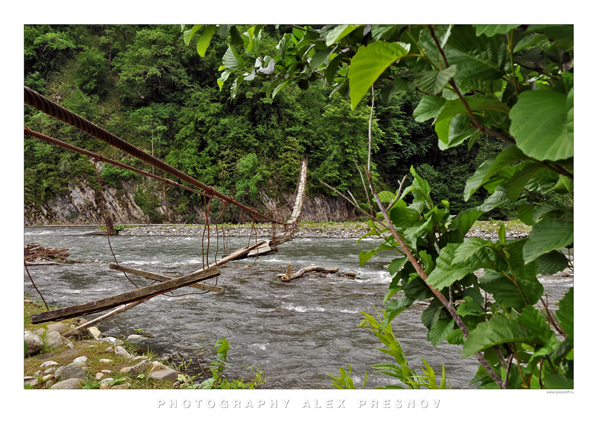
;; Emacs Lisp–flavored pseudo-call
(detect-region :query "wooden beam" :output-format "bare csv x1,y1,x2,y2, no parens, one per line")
30,265,220,324
109,263,224,293
61,299,146,338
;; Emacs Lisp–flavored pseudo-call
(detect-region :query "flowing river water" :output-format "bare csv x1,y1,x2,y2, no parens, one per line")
23,226,573,389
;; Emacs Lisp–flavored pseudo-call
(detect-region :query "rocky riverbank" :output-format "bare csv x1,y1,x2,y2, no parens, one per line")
117,221,531,240
23,299,213,390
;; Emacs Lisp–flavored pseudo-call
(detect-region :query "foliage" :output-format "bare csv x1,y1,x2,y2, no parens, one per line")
24,24,513,222
329,308,450,389
203,24,574,389
177,338,266,389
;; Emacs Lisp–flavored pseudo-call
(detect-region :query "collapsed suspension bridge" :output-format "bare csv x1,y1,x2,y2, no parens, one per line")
24,86,309,329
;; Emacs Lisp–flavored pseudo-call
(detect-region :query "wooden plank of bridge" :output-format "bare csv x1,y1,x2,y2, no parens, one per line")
30,265,220,324
109,263,224,293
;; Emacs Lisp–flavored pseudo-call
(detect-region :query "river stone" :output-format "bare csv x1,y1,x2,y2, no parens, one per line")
24,330,44,356
88,326,101,339
47,322,67,334
99,359,113,364
51,378,83,389
72,356,88,366
111,383,131,389
37,347,81,363
131,355,148,362
115,346,133,358
100,337,118,345
127,334,146,344
58,364,86,381
150,363,165,372
120,359,151,376
40,360,58,368
44,331,64,349
148,369,178,382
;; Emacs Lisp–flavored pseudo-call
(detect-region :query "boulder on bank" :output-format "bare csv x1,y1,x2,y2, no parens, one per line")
24,330,44,356
50,378,84,389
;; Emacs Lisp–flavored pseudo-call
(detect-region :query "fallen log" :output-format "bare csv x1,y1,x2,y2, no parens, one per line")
109,263,224,293
278,265,339,282
62,299,147,338
30,265,220,324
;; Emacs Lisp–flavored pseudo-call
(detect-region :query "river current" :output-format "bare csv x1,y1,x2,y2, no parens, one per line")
23,226,573,389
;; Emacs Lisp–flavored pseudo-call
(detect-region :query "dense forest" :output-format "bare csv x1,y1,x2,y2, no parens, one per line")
24,24,511,224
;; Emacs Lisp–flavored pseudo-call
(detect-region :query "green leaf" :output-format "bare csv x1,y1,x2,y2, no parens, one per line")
196,26,217,58
445,25,509,81
310,46,334,70
473,25,520,37
384,294,414,323
349,41,408,109
388,257,408,275
534,250,569,276
371,25,397,41
518,306,554,343
427,319,455,347
223,45,245,71
479,263,543,313
435,97,510,148
183,25,203,46
462,315,534,358
544,374,573,389
555,287,573,345
325,54,343,85
509,89,574,162
413,95,446,122
414,65,457,95
421,303,442,329
325,24,362,46
514,33,547,53
358,249,377,267
464,145,527,201
451,238,491,264
523,217,573,263
442,113,480,149
446,328,465,345
428,243,495,290
505,161,547,201
456,296,486,317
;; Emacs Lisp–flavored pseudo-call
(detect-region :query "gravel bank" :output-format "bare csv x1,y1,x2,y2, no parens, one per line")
118,224,530,239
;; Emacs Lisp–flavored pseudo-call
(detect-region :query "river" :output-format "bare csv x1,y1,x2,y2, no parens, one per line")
23,226,573,389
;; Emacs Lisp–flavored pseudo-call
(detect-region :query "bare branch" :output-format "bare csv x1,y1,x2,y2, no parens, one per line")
386,175,408,213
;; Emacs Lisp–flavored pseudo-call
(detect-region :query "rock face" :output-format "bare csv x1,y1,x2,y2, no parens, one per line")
25,179,149,226
24,178,358,226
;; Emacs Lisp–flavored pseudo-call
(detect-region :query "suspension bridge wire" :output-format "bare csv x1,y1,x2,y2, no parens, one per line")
24,126,215,298
24,86,287,226
24,126,206,198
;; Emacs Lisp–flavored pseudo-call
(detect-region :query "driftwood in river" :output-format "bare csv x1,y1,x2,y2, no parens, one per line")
109,263,224,293
278,264,339,282
30,265,220,324
25,243,71,265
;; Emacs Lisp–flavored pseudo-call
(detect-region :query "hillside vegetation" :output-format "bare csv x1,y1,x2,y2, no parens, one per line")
25,24,513,223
